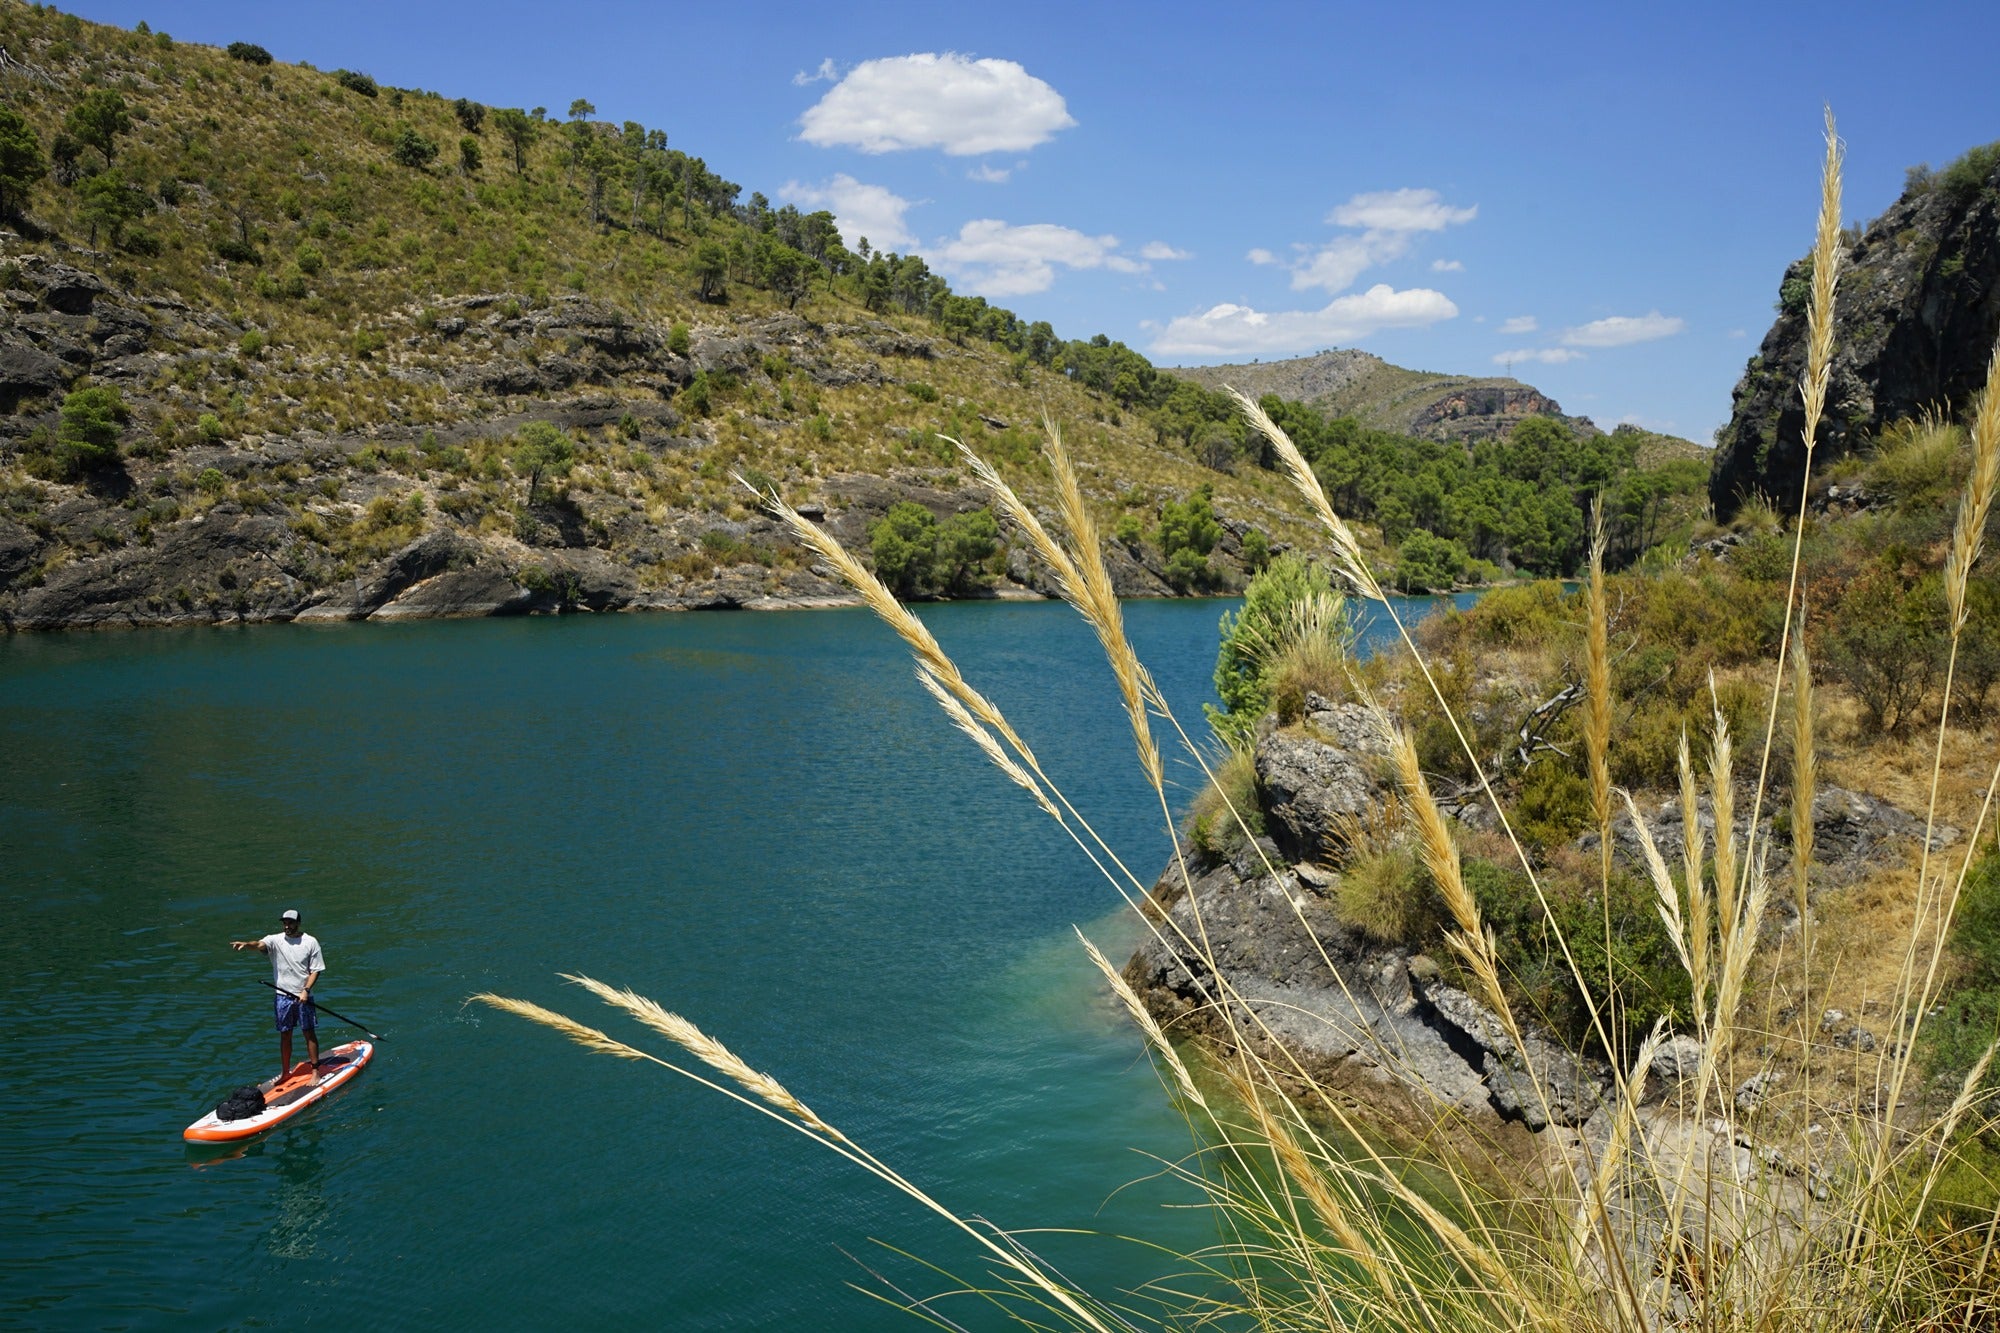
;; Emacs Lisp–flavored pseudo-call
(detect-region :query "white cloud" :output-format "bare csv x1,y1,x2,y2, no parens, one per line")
1491,347,1585,366
1150,285,1459,357
1140,241,1191,261
1328,187,1477,232
1431,258,1464,272
1561,311,1685,348
1727,327,1748,339
1247,247,1279,266
1286,187,1476,295
792,58,839,87
778,175,917,252
1498,315,1538,335
966,163,1012,184
798,53,1076,155
1291,233,1400,294
934,220,1144,297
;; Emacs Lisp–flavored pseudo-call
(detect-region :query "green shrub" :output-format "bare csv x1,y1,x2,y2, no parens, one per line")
1336,843,1437,944
1867,415,1967,512
334,69,379,98
30,385,130,480
1937,139,2000,202
511,422,575,505
1208,554,1348,745
1186,744,1264,857
1239,528,1271,572
667,323,691,356
680,372,712,417
1821,562,1946,735
1925,850,2000,1093
1393,530,1467,593
391,127,439,170
870,501,938,597
225,41,271,65
1466,857,1692,1051
1514,757,1593,850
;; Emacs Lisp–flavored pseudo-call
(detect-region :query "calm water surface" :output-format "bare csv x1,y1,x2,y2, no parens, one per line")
0,594,1461,1329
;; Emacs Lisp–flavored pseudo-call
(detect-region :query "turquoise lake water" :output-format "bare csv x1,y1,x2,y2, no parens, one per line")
0,594,1461,1330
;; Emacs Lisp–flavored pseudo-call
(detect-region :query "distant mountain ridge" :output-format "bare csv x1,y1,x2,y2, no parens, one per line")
1162,348,1602,444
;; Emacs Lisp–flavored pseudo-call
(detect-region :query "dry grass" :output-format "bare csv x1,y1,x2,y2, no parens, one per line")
476,118,2000,1331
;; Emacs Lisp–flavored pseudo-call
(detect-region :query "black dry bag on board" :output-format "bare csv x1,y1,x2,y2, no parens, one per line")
215,1085,266,1121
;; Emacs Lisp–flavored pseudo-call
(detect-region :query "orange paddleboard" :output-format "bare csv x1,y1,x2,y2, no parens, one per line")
183,1040,374,1143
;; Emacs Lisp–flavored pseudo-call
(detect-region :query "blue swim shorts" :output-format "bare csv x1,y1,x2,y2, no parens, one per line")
273,993,317,1033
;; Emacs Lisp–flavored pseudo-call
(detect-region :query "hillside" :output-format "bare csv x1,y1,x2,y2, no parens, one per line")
0,4,1704,630
1163,348,1604,444
0,6,1353,627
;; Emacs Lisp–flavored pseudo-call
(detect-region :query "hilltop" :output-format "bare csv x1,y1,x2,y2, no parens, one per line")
1163,348,1604,444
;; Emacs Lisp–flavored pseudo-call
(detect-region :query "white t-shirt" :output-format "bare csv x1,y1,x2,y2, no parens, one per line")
261,931,326,993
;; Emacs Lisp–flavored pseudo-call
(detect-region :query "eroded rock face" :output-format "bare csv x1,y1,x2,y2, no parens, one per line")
1125,844,1610,1131
1711,149,2000,519
1254,702,1389,864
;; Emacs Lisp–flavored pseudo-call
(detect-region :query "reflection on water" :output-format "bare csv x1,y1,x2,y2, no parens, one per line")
268,1125,329,1259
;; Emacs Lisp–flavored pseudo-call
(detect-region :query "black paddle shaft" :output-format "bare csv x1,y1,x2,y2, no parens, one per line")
258,979,381,1040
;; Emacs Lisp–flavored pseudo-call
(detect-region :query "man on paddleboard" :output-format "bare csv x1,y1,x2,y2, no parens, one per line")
231,910,324,1077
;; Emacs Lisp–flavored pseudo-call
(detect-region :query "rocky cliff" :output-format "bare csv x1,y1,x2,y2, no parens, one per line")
1711,142,2000,519
1163,348,1602,444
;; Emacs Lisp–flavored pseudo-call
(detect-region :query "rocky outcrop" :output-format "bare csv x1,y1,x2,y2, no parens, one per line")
1711,143,2000,519
1126,841,1611,1132
0,254,165,411
1127,699,1953,1136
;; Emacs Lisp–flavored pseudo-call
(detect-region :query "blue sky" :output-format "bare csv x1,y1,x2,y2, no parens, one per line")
57,0,2000,442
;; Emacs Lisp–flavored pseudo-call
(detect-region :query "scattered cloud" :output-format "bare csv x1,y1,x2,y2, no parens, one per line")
792,58,839,87
798,53,1076,156
1328,188,1477,232
1561,311,1685,348
1140,241,1192,262
1283,187,1477,295
1291,234,1395,294
1431,258,1463,272
1618,413,1681,433
934,220,1147,297
1247,247,1279,266
1727,328,1748,339
1150,285,1459,357
1492,347,1586,366
1498,315,1539,335
778,175,918,252
966,163,1013,184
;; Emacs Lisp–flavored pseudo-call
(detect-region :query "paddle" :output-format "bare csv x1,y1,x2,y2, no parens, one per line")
259,979,382,1040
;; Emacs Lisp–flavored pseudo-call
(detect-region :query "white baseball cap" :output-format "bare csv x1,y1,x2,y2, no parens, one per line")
280,909,301,922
